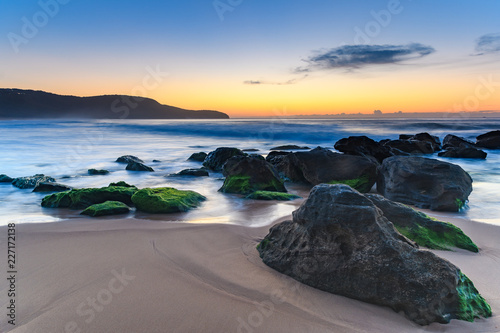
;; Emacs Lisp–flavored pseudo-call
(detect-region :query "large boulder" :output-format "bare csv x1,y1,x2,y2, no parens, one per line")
12,174,56,189
272,147,377,192
203,147,245,171
41,185,138,209
172,168,209,177
258,184,491,325
334,136,402,162
383,139,435,154
33,182,72,193
126,161,154,172
476,130,500,149
88,169,110,175
131,187,206,213
365,194,478,252
219,156,286,194
80,201,130,217
188,152,207,162
377,156,473,212
116,155,144,164
265,151,290,165
0,174,13,183
406,133,441,151
443,134,476,149
438,145,487,159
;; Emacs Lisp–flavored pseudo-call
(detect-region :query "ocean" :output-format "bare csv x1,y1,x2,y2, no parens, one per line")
1,118,499,226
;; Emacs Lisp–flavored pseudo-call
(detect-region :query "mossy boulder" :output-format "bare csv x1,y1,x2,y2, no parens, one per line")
131,187,206,213
366,194,478,252
220,156,286,195
109,181,136,188
456,272,492,321
328,174,373,193
41,186,138,209
80,201,130,217
246,191,300,201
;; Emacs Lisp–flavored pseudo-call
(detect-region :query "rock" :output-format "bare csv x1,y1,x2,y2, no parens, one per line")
188,152,207,162
265,151,290,164
334,136,396,163
108,181,136,188
409,133,442,151
88,169,110,175
173,168,209,177
220,156,286,194
383,139,435,154
41,186,138,209
365,194,478,252
258,184,491,325
131,187,206,213
248,154,265,161
377,156,473,212
476,130,500,149
438,145,487,159
203,147,245,171
126,161,154,172
80,201,130,217
33,182,72,193
0,174,13,183
443,134,476,149
270,145,310,151
12,174,56,189
272,147,377,193
245,191,300,201
116,155,144,164
242,148,259,152
152,160,161,163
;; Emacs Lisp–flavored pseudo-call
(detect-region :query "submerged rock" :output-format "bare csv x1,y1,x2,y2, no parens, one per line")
80,201,130,217
116,155,144,164
220,156,286,194
33,182,72,193
173,168,209,177
377,156,473,212
41,186,137,209
258,184,491,325
203,147,246,171
131,187,206,213
0,174,13,183
88,169,110,175
270,145,310,151
12,174,56,189
245,191,300,201
126,161,154,172
188,152,207,162
365,194,478,252
476,130,500,149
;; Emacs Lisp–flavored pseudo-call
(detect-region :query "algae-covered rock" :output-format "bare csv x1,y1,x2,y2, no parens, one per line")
80,201,130,217
41,186,138,209
327,174,374,193
109,181,136,188
246,191,300,201
365,194,478,252
131,187,206,213
88,169,110,175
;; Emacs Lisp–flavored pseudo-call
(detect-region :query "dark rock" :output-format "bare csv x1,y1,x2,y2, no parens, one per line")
116,155,144,164
188,152,207,162
476,130,500,149
126,161,154,172
334,136,396,163
265,151,290,165
383,139,435,154
220,156,286,194
152,160,161,163
12,174,56,189
273,147,377,192
0,174,13,183
248,154,265,161
109,181,136,188
246,191,300,201
33,182,72,193
173,168,209,177
377,156,473,212
365,194,478,252
438,145,487,159
258,184,491,325
443,134,475,149
270,145,310,151
131,187,206,213
410,133,441,151
242,148,259,152
80,201,130,217
203,147,245,171
41,186,138,209
399,134,413,140
88,169,110,175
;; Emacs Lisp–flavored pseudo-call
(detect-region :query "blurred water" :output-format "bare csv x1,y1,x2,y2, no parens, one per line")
0,118,499,225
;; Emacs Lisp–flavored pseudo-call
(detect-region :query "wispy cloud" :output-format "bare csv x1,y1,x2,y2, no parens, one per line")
243,76,307,85
295,43,435,73
475,33,500,55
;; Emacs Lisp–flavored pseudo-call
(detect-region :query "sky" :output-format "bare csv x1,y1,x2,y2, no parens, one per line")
1,0,499,117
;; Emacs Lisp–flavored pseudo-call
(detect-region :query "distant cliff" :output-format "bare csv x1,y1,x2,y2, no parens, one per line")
0,89,229,119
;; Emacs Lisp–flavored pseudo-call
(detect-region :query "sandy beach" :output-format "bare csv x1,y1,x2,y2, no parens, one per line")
0,212,498,333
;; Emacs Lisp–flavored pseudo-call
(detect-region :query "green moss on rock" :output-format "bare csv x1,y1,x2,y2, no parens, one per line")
220,175,286,195
246,191,300,201
80,201,130,217
454,272,492,322
131,187,206,213
327,174,372,193
109,181,136,188
41,186,138,209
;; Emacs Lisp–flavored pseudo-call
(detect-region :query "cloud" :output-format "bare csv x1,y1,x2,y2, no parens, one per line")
243,76,307,85
475,33,500,55
295,43,435,72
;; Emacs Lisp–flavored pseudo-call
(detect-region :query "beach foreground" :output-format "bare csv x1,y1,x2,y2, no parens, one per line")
1,215,499,333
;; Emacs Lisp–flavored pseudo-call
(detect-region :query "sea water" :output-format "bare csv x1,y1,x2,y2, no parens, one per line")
1,118,499,226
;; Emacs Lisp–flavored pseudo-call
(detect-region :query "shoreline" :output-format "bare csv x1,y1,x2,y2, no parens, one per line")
1,212,499,333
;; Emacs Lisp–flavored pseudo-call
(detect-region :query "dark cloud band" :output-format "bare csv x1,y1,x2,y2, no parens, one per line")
475,34,500,55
